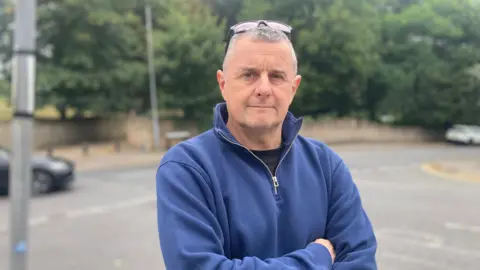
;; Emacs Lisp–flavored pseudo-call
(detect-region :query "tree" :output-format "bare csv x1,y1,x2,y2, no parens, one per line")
1,0,478,129
33,0,148,119
152,0,225,128
0,0,13,101
378,0,480,127
237,0,382,117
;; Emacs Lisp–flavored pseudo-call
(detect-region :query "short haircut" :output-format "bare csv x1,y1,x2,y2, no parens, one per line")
222,25,298,74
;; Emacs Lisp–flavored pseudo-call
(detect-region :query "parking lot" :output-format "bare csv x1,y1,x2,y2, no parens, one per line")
0,143,479,269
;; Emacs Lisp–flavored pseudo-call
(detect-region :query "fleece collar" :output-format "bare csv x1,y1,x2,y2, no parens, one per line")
212,102,303,147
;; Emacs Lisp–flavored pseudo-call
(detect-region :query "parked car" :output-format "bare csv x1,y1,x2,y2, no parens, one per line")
0,146,75,195
445,124,480,145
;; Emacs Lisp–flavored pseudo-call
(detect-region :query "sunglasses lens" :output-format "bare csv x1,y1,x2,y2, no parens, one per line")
226,20,293,53
265,22,292,33
232,22,258,33
232,21,292,34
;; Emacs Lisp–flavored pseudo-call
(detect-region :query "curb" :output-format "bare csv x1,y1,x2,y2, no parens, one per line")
421,162,480,183
71,151,165,174
76,162,160,175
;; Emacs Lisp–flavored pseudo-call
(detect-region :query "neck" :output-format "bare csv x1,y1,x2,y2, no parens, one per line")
226,120,282,150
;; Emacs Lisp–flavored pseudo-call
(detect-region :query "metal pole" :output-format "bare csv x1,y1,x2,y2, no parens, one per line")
0,0,4,24
145,3,161,150
9,0,37,269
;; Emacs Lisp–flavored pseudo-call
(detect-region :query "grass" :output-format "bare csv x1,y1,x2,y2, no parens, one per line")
0,97,77,120
1,96,173,121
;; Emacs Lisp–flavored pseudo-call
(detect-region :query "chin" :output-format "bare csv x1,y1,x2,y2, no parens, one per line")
244,120,279,130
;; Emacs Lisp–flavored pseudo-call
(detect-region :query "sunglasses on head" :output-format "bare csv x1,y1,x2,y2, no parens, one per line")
224,20,293,54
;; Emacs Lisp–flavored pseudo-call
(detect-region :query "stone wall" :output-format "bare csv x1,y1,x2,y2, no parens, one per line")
0,117,127,149
0,114,199,150
0,115,441,151
300,118,441,144
124,115,199,150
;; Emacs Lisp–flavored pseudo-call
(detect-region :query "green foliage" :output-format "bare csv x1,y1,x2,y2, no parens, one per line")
34,0,148,118
0,79,9,98
293,0,382,117
0,0,478,129
153,0,225,129
377,0,480,127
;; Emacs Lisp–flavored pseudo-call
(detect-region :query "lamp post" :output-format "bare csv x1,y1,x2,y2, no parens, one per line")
9,0,37,269
145,2,161,150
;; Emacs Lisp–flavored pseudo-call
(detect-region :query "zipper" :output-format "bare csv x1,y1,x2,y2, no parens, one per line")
218,131,298,195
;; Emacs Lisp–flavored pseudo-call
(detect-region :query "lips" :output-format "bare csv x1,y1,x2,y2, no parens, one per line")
248,105,274,108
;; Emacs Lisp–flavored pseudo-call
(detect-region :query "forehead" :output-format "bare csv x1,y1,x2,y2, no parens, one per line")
227,36,294,72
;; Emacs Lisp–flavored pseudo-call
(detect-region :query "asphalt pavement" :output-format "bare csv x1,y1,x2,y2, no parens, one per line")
0,143,479,270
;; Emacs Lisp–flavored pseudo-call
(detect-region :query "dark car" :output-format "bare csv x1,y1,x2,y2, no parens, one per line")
0,146,75,195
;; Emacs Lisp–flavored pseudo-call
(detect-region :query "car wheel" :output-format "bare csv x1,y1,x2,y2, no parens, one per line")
32,170,53,195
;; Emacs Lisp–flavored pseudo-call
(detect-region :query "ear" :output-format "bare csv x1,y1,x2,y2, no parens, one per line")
291,74,302,97
217,69,227,100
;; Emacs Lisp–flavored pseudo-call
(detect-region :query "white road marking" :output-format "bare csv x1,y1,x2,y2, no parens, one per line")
377,228,480,258
29,216,50,226
376,228,445,247
381,252,448,269
350,163,418,174
378,165,408,171
445,222,480,234
350,168,372,174
113,258,124,268
0,195,156,233
65,195,156,219
0,216,50,233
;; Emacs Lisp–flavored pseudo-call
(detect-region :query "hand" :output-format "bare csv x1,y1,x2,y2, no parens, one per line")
314,238,336,263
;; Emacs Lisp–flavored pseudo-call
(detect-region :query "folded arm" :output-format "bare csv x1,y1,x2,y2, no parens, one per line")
326,157,378,269
156,160,333,270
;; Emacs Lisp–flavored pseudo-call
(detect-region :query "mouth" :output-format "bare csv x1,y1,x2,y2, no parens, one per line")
248,105,274,109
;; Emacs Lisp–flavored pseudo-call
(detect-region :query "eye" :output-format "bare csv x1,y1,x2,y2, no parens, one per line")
270,73,286,82
242,72,257,80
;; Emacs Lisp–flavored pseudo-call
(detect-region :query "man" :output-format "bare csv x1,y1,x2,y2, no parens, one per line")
156,20,377,269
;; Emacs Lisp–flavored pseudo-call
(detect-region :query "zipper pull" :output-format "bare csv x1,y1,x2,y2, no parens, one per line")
272,176,279,194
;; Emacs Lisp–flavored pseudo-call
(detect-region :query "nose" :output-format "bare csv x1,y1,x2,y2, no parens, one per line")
254,73,272,97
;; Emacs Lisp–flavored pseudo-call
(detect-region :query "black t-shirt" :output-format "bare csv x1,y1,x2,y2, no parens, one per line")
250,147,282,175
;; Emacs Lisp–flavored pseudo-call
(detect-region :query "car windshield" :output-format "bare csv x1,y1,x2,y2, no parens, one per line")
452,125,469,132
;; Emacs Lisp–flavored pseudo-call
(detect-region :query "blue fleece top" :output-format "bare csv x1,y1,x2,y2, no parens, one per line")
156,103,377,269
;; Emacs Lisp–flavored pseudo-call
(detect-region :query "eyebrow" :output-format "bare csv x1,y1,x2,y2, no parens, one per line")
239,67,257,73
270,69,287,77
238,67,287,76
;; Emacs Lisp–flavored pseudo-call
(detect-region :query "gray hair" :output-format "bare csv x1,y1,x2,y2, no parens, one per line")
222,25,298,74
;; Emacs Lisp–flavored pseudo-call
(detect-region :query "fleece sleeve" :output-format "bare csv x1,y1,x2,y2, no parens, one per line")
156,161,334,270
326,159,378,269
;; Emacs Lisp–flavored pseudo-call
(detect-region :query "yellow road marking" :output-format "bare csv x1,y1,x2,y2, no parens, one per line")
421,162,480,183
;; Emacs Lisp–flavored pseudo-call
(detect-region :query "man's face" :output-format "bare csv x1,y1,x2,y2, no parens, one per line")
217,36,301,131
